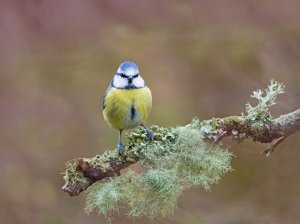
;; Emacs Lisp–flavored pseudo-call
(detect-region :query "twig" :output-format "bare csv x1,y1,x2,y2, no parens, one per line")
262,136,285,156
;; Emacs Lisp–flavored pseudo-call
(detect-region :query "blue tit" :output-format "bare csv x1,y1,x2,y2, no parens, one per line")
102,61,153,155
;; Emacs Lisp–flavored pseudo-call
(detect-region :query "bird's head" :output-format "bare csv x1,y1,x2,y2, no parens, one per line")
112,61,145,89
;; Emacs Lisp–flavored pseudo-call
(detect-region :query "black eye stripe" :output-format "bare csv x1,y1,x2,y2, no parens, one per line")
118,73,128,78
118,73,139,79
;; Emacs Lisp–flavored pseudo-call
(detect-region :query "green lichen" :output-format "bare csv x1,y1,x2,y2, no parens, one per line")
85,178,122,220
245,80,285,121
85,169,182,221
85,119,232,221
63,160,92,191
126,169,182,218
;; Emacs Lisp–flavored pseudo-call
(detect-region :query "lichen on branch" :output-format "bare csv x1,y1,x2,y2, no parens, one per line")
245,79,285,121
62,80,300,221
84,120,232,220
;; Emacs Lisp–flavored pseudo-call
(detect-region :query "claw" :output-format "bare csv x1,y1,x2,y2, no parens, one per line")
117,140,124,155
142,124,154,141
117,130,124,156
146,128,154,141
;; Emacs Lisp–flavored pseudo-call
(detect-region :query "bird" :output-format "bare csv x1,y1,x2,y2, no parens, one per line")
102,61,153,156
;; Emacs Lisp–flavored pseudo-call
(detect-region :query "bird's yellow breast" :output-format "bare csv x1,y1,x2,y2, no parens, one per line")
103,87,152,130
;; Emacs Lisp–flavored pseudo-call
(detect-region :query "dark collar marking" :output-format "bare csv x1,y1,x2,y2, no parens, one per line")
130,105,136,120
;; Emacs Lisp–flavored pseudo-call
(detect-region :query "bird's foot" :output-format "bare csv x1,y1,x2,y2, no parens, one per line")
145,127,154,141
117,140,124,156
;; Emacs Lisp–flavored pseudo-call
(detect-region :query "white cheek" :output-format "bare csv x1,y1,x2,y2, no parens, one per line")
133,76,145,88
113,76,128,88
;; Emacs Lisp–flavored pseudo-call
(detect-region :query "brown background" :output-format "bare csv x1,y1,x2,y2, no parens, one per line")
1,1,300,223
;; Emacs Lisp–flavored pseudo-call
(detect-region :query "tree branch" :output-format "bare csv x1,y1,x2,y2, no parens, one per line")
62,108,300,196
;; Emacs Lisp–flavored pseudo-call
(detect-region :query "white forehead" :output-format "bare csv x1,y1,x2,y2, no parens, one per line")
117,61,139,76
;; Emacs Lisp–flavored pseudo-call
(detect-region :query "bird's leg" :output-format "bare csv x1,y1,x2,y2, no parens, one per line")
117,130,124,156
141,124,154,141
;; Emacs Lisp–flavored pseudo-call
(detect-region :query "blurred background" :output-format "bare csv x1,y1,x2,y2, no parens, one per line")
1,1,300,223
